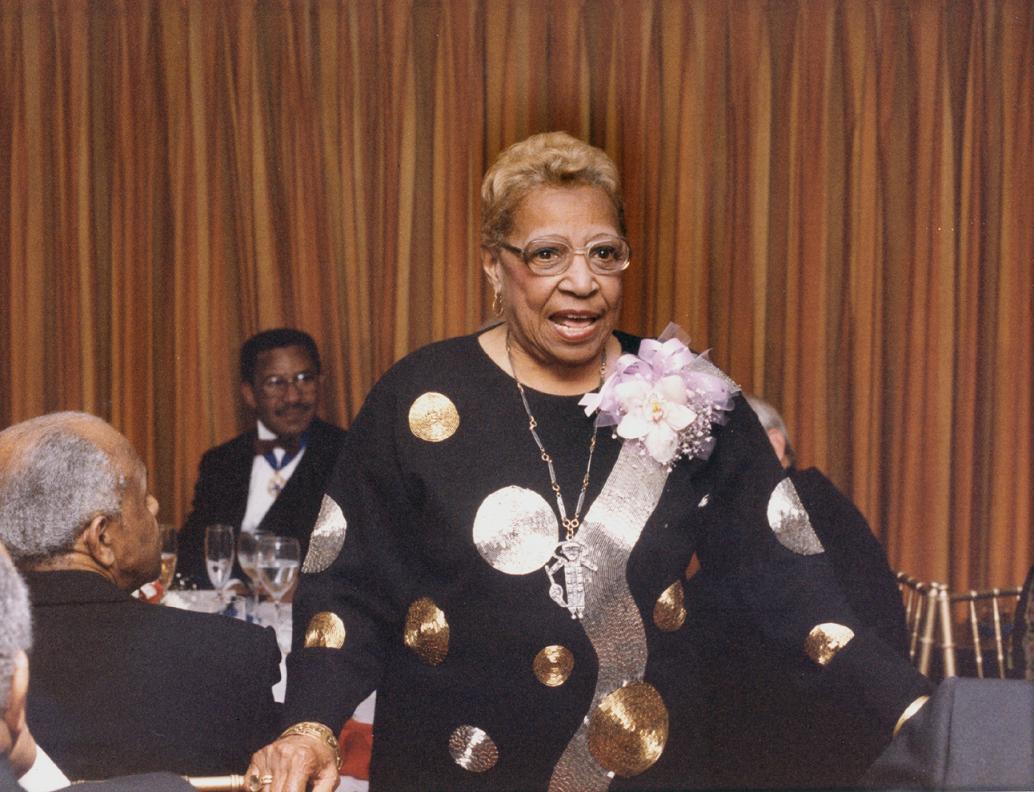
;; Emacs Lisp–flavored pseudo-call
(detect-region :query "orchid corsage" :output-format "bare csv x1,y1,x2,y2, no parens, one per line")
579,325,740,468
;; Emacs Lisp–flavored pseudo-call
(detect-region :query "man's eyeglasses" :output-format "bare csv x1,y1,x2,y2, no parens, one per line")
498,236,632,276
258,371,319,398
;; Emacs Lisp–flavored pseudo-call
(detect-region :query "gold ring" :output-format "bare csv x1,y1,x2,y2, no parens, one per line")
261,774,274,785
245,775,263,792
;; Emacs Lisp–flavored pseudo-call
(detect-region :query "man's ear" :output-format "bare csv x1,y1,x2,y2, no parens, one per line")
81,513,118,569
241,381,258,412
4,651,36,775
766,427,788,467
2,651,28,735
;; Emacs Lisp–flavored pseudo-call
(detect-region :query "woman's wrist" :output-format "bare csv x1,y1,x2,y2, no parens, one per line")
280,721,342,770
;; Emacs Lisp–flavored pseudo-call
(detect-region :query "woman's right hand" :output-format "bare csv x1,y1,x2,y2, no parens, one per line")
247,733,339,792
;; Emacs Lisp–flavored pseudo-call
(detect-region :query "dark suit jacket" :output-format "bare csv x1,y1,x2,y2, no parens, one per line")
24,571,281,780
65,775,196,791
179,416,347,585
865,677,1034,790
0,755,194,792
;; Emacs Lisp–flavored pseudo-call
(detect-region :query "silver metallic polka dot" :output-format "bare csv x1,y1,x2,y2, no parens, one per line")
805,622,855,666
472,486,558,575
697,493,710,507
767,478,824,555
301,494,348,573
449,725,499,773
408,392,460,442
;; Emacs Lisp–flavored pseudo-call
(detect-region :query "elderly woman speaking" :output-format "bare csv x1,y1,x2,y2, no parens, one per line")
249,133,931,791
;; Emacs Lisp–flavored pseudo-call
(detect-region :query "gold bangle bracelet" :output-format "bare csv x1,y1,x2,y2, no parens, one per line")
893,694,931,738
280,721,342,770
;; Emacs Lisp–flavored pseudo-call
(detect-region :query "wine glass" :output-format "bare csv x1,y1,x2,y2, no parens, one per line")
238,530,271,614
256,535,300,637
158,524,178,595
204,524,236,605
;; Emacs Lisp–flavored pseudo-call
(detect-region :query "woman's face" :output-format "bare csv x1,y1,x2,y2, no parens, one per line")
483,184,624,373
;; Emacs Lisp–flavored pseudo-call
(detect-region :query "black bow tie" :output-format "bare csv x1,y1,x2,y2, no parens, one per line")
254,437,302,457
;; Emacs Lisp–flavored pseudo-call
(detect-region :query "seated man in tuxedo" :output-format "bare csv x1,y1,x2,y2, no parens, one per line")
0,412,281,781
179,328,347,585
0,541,196,792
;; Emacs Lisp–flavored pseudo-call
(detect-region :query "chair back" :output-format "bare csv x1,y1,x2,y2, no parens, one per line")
945,587,1022,679
897,572,949,677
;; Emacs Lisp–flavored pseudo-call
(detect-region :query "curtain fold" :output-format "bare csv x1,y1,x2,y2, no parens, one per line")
1,0,1031,593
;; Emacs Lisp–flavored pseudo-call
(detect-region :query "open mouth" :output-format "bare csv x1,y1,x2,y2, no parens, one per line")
549,311,602,341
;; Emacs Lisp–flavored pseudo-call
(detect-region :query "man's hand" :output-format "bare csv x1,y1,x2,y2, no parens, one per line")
247,733,338,792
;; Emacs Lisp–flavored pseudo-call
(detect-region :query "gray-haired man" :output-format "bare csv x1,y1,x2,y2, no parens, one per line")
0,541,198,790
0,412,280,781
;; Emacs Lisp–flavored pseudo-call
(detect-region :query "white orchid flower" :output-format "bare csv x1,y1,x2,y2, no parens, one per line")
614,375,698,465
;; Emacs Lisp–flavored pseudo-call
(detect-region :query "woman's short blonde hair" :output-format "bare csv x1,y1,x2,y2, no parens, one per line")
480,131,624,246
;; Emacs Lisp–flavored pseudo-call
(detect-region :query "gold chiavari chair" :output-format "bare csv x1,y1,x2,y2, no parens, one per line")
943,586,1023,679
897,572,949,677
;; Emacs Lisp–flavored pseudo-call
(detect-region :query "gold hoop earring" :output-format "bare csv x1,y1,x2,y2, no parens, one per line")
492,291,503,317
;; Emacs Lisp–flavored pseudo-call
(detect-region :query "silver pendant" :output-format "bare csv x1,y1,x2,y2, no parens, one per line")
545,539,596,619
267,472,285,498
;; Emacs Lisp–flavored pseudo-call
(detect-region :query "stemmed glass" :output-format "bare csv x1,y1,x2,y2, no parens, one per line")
237,531,271,615
256,535,300,638
204,524,236,606
158,524,178,596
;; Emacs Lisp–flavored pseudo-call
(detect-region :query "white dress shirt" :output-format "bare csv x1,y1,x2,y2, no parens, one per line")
240,421,307,534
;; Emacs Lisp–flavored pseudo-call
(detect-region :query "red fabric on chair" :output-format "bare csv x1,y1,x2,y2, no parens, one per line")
338,718,373,780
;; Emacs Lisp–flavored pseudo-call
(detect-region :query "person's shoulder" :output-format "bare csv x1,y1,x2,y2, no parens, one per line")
368,333,485,397
198,429,254,465
790,466,852,510
392,333,480,373
614,328,642,353
152,602,279,655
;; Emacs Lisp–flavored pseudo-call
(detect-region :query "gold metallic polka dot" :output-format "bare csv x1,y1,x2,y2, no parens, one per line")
533,645,574,687
472,486,558,575
587,681,669,777
653,580,687,632
303,612,346,649
448,725,499,773
804,622,855,667
403,597,449,666
408,392,460,442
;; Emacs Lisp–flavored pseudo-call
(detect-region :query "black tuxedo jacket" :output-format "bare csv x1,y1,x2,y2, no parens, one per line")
24,571,281,780
179,416,347,585
64,775,195,791
0,755,194,792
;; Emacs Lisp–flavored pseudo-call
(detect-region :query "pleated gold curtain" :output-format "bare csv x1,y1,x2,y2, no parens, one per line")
1,0,1031,593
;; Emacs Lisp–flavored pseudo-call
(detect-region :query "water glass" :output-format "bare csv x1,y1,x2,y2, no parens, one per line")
256,535,300,632
238,530,271,609
204,524,236,600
